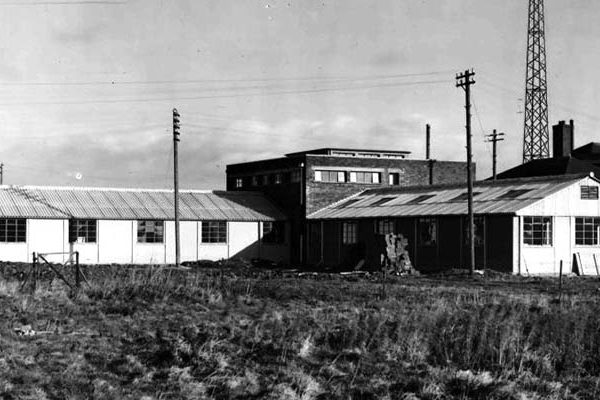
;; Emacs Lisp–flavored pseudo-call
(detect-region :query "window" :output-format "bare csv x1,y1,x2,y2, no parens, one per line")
0,218,26,243
314,170,346,183
523,216,552,246
349,171,380,184
137,220,164,243
69,219,97,243
389,173,400,185
291,170,301,183
274,173,283,185
371,197,396,206
235,178,243,189
202,221,227,243
262,175,270,186
407,194,436,204
463,216,484,246
357,152,379,158
575,217,600,245
251,176,258,186
337,198,360,208
375,219,394,235
417,217,437,246
342,222,358,244
262,221,285,244
451,192,481,201
497,189,532,199
581,186,599,200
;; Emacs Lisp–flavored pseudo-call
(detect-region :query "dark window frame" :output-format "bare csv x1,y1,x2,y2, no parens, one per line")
137,220,164,243
342,221,358,245
523,216,552,246
581,186,599,200
0,218,26,243
202,221,227,243
417,217,437,246
575,217,600,246
375,219,395,235
69,219,97,243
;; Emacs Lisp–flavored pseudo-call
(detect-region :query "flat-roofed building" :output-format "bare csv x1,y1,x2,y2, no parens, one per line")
227,148,470,264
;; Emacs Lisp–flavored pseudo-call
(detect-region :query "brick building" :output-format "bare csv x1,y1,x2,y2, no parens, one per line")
226,148,471,265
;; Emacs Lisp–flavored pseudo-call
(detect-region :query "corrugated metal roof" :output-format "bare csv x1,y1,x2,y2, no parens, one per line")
0,186,286,221
308,174,592,220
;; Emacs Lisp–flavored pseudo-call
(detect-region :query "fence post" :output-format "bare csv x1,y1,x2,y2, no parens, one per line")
32,252,37,293
559,259,563,301
75,251,80,290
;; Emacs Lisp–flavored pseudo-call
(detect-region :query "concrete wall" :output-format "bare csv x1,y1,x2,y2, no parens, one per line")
0,219,289,265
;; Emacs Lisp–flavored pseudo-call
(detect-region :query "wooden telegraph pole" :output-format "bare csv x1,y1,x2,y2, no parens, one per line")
456,69,476,275
173,108,181,268
486,129,505,180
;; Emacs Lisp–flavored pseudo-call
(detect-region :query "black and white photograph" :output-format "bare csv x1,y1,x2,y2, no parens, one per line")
0,0,598,398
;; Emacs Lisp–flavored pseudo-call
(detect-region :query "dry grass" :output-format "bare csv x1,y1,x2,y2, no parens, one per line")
0,262,598,399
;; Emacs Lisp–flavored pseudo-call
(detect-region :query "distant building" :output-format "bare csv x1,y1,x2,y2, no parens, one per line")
307,174,600,275
0,186,287,264
226,148,471,264
497,120,600,179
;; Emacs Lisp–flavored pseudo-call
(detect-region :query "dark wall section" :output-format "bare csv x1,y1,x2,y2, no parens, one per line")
309,215,513,273
485,215,513,273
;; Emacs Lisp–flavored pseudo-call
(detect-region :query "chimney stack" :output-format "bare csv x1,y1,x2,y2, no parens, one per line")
552,120,574,158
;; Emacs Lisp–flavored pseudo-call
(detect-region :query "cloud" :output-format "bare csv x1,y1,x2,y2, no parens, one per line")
371,50,406,67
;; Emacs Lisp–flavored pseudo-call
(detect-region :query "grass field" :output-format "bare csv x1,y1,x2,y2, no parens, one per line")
0,261,599,399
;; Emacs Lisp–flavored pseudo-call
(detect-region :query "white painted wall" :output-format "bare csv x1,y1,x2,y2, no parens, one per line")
98,220,133,264
0,218,289,265
516,177,600,275
29,219,66,263
165,221,198,263
229,221,260,259
0,243,27,262
519,176,600,216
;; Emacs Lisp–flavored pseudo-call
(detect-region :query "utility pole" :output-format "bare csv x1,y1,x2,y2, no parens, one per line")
486,130,505,180
456,69,476,275
0,163,4,185
172,108,181,268
425,124,431,159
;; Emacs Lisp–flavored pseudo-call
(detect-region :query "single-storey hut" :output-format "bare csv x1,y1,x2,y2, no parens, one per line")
0,185,288,264
306,174,600,275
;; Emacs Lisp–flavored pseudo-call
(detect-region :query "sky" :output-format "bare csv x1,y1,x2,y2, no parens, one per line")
0,0,598,189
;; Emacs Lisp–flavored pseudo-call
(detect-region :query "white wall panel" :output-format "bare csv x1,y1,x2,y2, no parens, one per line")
29,219,66,262
98,220,132,264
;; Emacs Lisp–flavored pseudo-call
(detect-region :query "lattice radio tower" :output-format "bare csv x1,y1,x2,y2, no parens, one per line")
522,0,549,162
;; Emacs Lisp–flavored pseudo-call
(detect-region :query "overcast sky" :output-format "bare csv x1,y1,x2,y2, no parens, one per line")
0,0,598,189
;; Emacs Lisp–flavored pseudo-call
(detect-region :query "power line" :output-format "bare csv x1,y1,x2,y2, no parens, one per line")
0,79,451,107
0,70,454,87
0,1,125,5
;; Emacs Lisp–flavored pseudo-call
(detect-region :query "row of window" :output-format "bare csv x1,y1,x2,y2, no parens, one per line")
234,171,301,188
315,170,401,185
1,219,285,245
341,216,600,247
